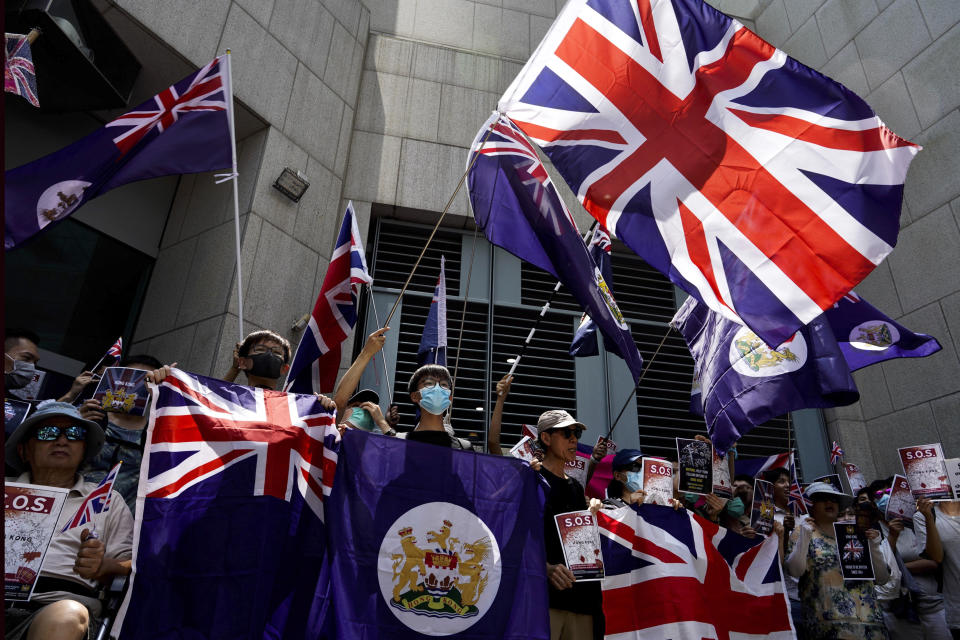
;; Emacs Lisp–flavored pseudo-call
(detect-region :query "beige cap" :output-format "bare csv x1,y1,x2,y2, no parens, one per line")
536,409,586,434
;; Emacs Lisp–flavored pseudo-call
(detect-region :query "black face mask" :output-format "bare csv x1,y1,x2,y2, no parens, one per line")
248,352,283,379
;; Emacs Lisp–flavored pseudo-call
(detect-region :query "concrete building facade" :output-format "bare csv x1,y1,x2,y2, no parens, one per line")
7,0,958,478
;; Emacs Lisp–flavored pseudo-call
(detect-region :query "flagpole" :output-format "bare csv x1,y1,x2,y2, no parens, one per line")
220,50,244,342
366,285,393,403
504,220,598,378
605,326,672,439
450,226,480,393
382,122,497,327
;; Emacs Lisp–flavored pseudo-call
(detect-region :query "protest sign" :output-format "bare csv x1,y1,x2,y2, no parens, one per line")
898,444,951,499
509,436,538,463
676,438,712,495
885,474,915,523
4,399,31,438
93,367,150,416
843,463,867,494
814,474,845,494
945,458,960,501
565,457,588,486
642,458,673,506
4,483,68,601
554,510,604,581
595,435,617,456
751,479,776,535
712,449,733,498
834,522,875,580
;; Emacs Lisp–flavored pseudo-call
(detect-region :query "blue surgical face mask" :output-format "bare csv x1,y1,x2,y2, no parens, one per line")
418,384,451,415
625,471,642,493
348,407,375,431
876,493,890,511
726,497,745,517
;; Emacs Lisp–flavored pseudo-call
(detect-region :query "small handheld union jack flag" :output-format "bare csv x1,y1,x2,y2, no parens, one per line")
830,440,845,465
788,454,809,516
61,462,121,533
4,33,39,107
104,337,123,364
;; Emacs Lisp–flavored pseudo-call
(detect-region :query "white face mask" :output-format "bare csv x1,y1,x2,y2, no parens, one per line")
5,353,36,389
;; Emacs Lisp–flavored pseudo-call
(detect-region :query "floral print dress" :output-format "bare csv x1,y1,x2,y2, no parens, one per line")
796,527,888,640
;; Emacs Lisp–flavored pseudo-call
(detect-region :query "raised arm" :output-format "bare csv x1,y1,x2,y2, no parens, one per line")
333,327,389,415
488,374,512,455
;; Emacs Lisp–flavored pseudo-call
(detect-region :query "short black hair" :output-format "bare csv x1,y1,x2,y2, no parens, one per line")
121,354,162,370
5,328,39,351
407,364,453,395
762,467,790,484
238,330,291,364
733,474,754,485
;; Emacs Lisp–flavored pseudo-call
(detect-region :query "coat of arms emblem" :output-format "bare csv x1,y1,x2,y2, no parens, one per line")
730,328,807,377
849,320,899,351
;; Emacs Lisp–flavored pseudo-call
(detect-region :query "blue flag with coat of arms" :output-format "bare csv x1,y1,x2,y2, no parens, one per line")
319,429,550,639
569,224,618,358
672,296,859,454
467,112,644,383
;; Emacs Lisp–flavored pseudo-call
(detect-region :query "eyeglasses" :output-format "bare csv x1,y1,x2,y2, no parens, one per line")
811,494,840,504
249,345,285,357
32,424,87,442
418,380,451,391
548,426,583,440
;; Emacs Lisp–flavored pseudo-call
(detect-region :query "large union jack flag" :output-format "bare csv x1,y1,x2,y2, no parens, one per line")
599,504,793,639
499,0,920,348
106,57,227,154
4,33,39,107
285,202,373,394
61,462,121,532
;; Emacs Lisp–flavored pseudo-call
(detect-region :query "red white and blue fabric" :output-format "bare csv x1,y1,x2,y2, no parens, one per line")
830,440,844,465
598,504,793,639
417,255,448,366
569,224,617,357
61,462,120,532
4,33,39,107
104,336,123,364
113,369,339,638
285,202,372,394
787,452,810,516
733,451,793,479
5,56,233,248
499,0,920,349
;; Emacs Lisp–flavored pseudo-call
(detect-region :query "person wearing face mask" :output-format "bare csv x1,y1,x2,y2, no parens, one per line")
604,449,645,507
224,330,292,390
338,388,395,436
398,364,473,450
4,328,41,394
786,481,890,639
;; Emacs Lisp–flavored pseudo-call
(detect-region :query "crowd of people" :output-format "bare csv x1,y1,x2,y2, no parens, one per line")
4,326,960,640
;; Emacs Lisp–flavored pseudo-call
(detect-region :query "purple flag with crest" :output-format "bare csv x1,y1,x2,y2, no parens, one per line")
467,113,644,382
673,297,858,454
5,56,232,248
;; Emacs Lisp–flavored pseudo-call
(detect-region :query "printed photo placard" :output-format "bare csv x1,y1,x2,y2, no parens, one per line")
885,474,915,524
834,522,875,580
750,478,776,535
642,458,674,506
843,463,867,494
676,438,712,495
93,367,150,416
554,510,604,581
898,444,951,499
5,483,69,602
509,436,538,464
712,449,733,499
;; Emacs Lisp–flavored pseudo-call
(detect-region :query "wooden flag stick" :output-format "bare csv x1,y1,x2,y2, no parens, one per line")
26,29,41,44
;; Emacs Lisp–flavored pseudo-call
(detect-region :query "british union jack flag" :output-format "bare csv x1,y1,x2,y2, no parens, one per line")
4,34,39,107
599,504,793,639
61,462,121,532
285,201,373,394
499,0,920,349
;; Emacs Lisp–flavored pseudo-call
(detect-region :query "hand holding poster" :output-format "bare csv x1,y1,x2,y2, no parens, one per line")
509,436,538,463
834,523,875,580
945,458,960,501
595,435,617,456
843,463,867,494
4,483,68,601
676,438,712,495
93,367,150,416
898,444,951,499
751,479,776,535
554,510,604,581
642,458,674,505
712,449,733,498
885,474,915,523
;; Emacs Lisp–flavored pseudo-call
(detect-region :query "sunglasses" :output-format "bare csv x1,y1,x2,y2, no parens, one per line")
549,426,583,440
32,424,87,442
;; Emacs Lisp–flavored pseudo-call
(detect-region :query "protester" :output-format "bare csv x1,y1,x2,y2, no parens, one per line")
399,364,473,449
786,481,890,639
915,498,960,639
536,409,603,640
336,388,394,436
604,448,644,506
879,492,952,640
733,473,754,508
224,330,292,390
77,355,171,514
331,327,389,415
857,501,905,632
4,328,40,392
4,401,133,640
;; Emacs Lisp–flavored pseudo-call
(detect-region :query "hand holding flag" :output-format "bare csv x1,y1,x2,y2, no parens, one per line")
61,462,121,533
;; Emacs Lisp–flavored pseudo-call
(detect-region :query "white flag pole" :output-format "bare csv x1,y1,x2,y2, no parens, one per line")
217,50,244,342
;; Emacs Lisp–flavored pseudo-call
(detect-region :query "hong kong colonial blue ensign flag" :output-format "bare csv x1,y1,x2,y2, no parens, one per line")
321,429,550,639
499,0,919,349
113,369,339,639
5,56,233,248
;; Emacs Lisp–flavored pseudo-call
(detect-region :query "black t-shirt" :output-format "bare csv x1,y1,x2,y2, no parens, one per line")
404,429,456,448
540,467,603,615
